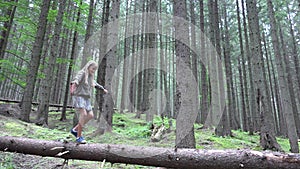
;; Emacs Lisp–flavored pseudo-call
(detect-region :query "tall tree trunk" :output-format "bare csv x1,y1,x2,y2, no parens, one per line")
199,0,209,125
173,0,196,149
34,2,55,103
267,1,299,151
241,0,255,134
128,1,137,114
287,5,300,119
36,0,67,126
262,33,279,135
246,0,281,151
97,0,120,134
279,27,299,153
0,0,18,60
135,1,146,116
20,0,52,122
119,0,130,114
190,0,199,123
61,0,82,121
54,27,69,105
144,0,157,122
217,1,232,136
95,0,110,134
236,0,249,132
81,0,95,67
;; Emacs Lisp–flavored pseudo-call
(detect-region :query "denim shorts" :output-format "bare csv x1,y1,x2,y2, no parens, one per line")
72,96,92,111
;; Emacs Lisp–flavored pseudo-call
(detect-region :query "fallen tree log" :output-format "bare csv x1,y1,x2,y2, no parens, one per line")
0,136,300,169
0,98,73,109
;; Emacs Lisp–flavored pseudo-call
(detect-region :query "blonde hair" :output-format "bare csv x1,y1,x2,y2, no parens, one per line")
81,60,98,86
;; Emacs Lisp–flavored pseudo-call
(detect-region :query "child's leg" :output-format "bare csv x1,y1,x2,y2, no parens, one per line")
83,110,94,125
73,108,87,138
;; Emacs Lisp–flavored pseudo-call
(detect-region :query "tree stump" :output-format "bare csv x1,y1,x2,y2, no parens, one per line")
151,124,165,142
0,103,21,118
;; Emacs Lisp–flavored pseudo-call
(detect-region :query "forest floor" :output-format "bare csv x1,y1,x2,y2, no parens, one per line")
0,105,293,169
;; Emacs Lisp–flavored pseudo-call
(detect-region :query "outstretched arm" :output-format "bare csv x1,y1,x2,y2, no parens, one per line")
94,81,108,93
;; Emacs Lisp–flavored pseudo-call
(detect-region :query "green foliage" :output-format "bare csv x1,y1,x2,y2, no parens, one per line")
113,113,152,138
0,59,27,87
56,57,72,64
0,154,15,169
47,9,58,23
153,115,173,129
197,130,261,150
277,137,292,152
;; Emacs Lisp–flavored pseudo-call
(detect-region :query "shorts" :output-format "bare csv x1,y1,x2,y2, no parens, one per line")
72,96,92,112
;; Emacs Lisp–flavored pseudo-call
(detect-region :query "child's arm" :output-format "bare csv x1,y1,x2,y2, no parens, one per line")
70,83,76,95
71,70,84,85
70,70,84,95
94,81,108,93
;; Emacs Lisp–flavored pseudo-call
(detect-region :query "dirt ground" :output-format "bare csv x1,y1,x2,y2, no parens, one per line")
0,151,127,169
1,152,65,169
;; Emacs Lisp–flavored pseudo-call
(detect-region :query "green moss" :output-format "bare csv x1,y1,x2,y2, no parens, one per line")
4,122,27,136
0,153,15,169
1,110,299,167
277,137,292,152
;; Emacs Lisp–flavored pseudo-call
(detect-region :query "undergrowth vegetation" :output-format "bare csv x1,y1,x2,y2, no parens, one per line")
0,110,295,168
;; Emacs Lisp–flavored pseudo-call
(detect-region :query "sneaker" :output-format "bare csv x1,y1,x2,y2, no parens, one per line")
76,136,86,144
70,128,78,138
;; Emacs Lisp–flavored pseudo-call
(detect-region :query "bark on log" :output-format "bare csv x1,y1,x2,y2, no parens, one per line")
0,136,300,169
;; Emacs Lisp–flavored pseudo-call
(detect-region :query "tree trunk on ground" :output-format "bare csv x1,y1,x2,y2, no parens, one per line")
1,136,300,169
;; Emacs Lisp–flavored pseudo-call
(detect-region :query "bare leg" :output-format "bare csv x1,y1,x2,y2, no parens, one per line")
73,109,94,138
84,110,94,124
73,108,87,138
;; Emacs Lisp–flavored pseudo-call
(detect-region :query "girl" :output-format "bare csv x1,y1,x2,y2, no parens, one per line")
70,60,108,144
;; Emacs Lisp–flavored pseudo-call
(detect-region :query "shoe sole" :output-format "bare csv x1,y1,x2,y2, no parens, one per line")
76,141,87,144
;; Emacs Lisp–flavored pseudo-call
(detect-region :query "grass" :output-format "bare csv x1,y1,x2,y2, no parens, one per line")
0,110,298,168
0,153,15,169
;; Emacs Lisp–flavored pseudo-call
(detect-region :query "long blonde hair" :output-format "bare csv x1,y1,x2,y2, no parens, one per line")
81,60,98,86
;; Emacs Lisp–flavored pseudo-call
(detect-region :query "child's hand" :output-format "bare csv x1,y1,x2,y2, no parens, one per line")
103,89,108,94
70,83,76,95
